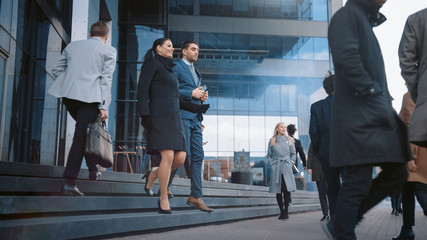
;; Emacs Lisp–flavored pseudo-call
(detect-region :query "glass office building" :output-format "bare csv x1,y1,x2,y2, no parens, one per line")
0,0,341,185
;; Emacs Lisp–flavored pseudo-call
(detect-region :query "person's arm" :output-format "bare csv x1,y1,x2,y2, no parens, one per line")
309,105,320,156
179,96,210,113
266,140,274,166
307,144,313,175
99,47,117,118
328,9,382,96
295,139,307,168
398,16,419,103
137,58,156,118
51,49,68,80
289,141,296,166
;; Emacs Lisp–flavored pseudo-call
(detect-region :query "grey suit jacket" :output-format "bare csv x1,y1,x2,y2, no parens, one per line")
49,37,117,111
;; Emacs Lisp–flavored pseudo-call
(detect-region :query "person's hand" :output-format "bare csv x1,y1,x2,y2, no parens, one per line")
99,109,108,121
407,160,417,172
307,169,312,175
198,104,210,113
201,91,208,102
141,116,152,130
192,86,205,99
304,166,307,170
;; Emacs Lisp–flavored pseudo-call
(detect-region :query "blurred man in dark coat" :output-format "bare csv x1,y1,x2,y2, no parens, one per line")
325,0,409,239
309,71,344,220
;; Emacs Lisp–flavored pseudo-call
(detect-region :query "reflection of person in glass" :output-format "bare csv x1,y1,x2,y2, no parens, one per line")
137,38,186,214
267,122,296,220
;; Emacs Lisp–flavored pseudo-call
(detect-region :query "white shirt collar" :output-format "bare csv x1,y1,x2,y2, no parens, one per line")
181,58,192,66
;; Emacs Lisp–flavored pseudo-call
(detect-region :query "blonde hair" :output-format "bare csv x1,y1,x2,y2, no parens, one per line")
270,122,293,146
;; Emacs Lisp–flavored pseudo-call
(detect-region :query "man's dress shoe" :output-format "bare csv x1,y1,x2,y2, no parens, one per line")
187,196,213,212
63,184,84,196
89,170,101,180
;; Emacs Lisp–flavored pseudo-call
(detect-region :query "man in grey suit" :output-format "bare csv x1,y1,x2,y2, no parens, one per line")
172,41,212,212
399,8,427,148
49,21,117,196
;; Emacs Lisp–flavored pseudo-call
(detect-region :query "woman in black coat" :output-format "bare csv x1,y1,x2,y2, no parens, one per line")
137,38,186,214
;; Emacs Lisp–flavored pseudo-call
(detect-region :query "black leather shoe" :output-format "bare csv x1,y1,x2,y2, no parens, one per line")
321,215,329,221
157,200,172,214
392,226,414,240
142,172,154,196
63,184,84,196
321,220,335,240
89,170,101,180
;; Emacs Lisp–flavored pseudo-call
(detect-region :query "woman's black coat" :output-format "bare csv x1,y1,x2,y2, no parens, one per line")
137,55,186,153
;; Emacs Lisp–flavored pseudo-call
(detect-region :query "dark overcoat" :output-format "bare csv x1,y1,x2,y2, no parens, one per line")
309,94,333,166
307,144,325,182
398,8,427,147
137,55,186,154
328,0,410,167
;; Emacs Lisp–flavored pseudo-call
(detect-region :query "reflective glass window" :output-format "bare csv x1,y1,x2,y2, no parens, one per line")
170,0,194,15
314,37,329,60
249,0,265,18
298,37,314,60
218,115,234,151
234,115,249,151
313,0,328,21
249,116,265,152
203,115,218,152
234,82,249,114
264,84,280,113
0,56,5,126
248,82,265,114
281,85,297,113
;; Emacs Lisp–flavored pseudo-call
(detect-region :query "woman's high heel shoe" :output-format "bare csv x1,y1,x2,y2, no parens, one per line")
142,171,154,196
392,226,415,240
157,200,172,214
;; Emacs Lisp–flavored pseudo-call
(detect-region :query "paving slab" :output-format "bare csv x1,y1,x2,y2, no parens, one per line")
100,201,426,240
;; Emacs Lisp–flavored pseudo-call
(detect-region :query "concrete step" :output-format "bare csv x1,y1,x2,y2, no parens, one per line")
0,204,320,240
0,161,321,239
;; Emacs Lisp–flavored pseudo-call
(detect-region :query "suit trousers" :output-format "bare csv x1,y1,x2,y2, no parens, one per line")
63,98,99,184
333,163,407,240
316,178,329,216
182,117,204,198
321,163,345,217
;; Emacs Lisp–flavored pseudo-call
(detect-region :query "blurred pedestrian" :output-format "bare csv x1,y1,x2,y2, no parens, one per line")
267,122,296,220
398,7,427,148
309,71,344,219
307,143,329,221
392,90,427,240
326,0,410,239
287,124,306,206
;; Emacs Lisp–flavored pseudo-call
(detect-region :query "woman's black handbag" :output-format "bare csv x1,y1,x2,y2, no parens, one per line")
292,164,299,174
85,117,113,168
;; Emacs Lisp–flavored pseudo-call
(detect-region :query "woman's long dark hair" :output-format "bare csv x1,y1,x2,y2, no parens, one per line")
143,37,170,61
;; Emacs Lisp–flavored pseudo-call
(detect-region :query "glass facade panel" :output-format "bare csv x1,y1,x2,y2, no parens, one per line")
234,115,249,151
264,84,280,114
0,56,5,127
249,116,265,152
170,31,329,61
313,0,328,21
174,0,325,21
217,115,234,151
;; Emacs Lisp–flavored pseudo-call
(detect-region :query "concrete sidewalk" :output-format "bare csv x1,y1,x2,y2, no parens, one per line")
104,201,426,240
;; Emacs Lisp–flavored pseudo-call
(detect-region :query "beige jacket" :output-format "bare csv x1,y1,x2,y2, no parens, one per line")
399,92,427,184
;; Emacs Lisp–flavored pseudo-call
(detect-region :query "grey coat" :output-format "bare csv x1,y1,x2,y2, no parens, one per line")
267,135,297,193
399,8,427,147
49,37,117,111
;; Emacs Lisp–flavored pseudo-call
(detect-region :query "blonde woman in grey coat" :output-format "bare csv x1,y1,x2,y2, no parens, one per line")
267,122,297,220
